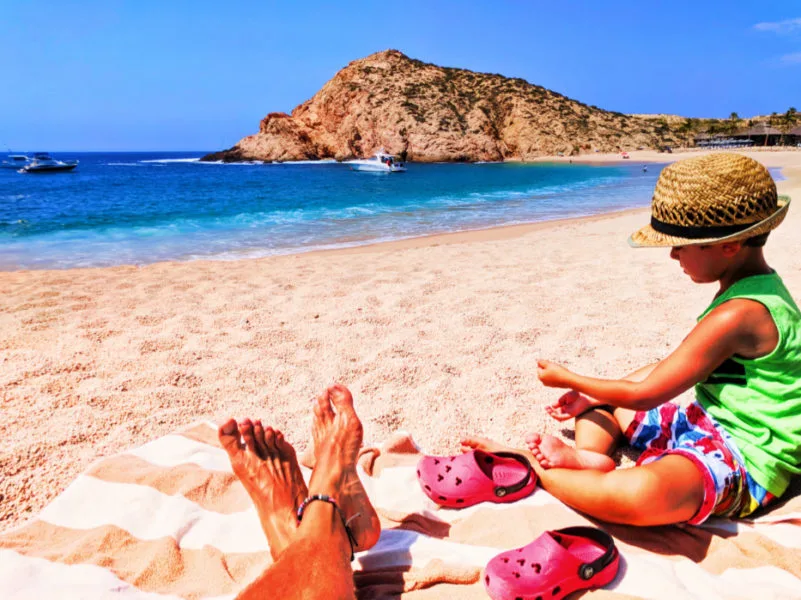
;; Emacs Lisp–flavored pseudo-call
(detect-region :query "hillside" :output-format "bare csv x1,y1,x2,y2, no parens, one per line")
203,50,686,163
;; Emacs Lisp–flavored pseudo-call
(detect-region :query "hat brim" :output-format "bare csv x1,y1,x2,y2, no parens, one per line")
628,196,790,248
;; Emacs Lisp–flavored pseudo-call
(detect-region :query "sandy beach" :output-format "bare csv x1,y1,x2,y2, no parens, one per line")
2,149,800,531
539,146,801,165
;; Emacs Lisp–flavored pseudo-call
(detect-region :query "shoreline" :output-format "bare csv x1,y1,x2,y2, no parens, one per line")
3,149,797,275
533,146,801,165
0,205,653,275
305,205,651,258
254,148,800,260
1,151,799,531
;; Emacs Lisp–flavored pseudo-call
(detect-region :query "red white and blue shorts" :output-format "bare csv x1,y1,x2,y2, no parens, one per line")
623,401,775,525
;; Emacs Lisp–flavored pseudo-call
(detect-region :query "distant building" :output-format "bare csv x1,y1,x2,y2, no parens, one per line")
694,133,754,149
789,126,801,146
733,123,784,147
694,122,798,148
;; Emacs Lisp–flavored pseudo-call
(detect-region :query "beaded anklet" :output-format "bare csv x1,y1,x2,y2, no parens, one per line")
296,494,359,561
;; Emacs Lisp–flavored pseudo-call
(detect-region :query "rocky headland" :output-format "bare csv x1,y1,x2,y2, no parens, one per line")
201,50,687,163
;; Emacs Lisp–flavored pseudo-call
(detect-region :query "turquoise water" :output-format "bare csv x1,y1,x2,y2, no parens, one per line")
0,152,665,270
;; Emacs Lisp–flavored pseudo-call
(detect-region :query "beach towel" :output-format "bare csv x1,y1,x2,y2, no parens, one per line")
1,421,800,599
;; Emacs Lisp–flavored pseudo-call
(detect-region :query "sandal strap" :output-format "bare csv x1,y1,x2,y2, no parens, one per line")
555,526,619,581
488,452,534,498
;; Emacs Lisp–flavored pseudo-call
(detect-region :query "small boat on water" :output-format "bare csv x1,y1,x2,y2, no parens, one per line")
345,149,406,173
1,154,31,170
19,153,78,173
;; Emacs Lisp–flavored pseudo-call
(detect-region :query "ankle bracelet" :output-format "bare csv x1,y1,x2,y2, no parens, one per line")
296,494,358,561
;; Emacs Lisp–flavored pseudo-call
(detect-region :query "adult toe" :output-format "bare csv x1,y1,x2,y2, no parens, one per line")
218,419,243,458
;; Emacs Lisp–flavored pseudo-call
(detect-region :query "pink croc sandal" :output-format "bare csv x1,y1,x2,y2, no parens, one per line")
484,526,620,600
416,450,537,508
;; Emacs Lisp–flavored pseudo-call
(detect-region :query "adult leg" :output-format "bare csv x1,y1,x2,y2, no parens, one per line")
237,494,357,600
218,419,307,560
220,418,355,599
219,384,378,600
310,385,382,551
463,437,705,526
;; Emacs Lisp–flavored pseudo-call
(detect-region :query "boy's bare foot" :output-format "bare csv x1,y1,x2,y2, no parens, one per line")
525,432,615,472
460,436,545,479
460,436,517,456
219,418,308,560
310,385,381,551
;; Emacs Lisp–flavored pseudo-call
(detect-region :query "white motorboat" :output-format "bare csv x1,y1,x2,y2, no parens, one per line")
19,153,78,173
1,154,31,170
346,149,406,172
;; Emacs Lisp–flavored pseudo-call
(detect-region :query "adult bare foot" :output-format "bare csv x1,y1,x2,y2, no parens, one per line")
219,418,308,560
525,432,615,472
311,384,381,552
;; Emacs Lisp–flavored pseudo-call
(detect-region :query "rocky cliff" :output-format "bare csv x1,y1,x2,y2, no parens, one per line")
202,50,683,163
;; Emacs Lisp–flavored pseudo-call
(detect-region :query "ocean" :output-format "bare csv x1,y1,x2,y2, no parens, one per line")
0,152,666,270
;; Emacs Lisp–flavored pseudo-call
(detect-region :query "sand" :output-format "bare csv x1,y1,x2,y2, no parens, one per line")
2,149,800,531
536,146,801,165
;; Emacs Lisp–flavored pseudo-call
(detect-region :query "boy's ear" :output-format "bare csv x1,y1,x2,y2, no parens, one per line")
720,241,743,257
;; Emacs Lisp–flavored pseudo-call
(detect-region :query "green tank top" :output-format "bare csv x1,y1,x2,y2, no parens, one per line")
695,272,801,497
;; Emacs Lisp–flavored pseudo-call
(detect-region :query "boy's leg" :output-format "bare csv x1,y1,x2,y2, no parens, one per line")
574,407,625,454
574,363,658,455
464,437,705,526
536,454,705,525
526,405,637,471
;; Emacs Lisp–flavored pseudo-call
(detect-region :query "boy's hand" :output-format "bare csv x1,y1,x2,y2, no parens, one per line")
545,390,596,421
536,359,576,388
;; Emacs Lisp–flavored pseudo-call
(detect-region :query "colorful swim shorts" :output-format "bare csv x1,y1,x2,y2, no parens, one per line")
623,401,775,525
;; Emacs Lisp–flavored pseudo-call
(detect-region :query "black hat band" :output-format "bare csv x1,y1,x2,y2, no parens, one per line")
650,216,757,239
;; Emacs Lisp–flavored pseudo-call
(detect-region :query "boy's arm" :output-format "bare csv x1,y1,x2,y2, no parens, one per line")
538,302,754,411
622,363,658,383
543,363,659,420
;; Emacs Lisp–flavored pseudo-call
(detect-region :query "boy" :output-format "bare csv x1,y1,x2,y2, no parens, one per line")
465,153,801,526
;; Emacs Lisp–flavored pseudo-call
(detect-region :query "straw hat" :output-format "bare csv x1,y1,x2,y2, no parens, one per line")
629,153,790,247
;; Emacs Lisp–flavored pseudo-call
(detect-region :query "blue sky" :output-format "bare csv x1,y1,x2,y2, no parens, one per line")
2,1,800,151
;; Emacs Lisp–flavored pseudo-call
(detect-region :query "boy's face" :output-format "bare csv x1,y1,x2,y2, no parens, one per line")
669,242,742,283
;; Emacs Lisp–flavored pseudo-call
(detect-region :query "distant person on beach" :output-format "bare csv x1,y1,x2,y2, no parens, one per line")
464,153,801,526
220,385,380,600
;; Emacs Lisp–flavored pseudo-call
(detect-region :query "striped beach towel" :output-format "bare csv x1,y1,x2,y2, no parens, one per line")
1,421,800,599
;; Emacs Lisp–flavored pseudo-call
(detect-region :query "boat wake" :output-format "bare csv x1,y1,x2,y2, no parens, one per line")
139,158,201,164
200,159,339,166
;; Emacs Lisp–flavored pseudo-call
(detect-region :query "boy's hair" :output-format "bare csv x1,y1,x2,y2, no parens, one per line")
744,233,770,248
